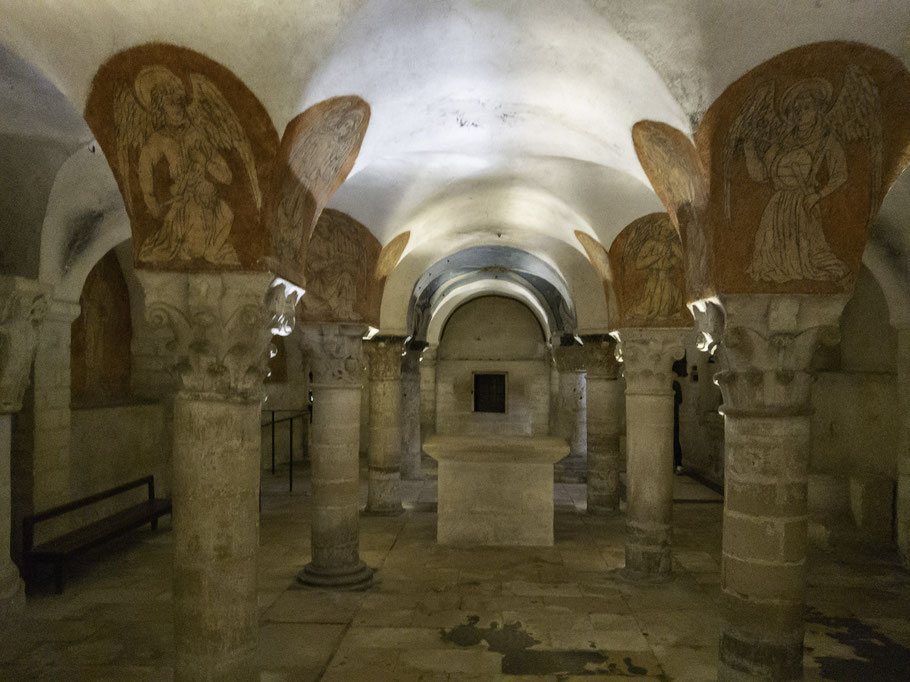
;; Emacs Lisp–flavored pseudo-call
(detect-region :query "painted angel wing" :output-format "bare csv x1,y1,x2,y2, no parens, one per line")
112,83,155,215
187,73,262,208
828,64,882,222
723,82,781,219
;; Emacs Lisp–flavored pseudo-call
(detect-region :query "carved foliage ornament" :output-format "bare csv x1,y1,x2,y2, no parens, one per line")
85,44,278,273
608,213,691,330
137,271,293,400
0,277,49,413
301,324,366,386
612,328,686,395
365,337,406,381
696,295,846,417
580,335,620,380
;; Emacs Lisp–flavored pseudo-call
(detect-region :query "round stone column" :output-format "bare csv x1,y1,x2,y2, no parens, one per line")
140,271,300,682
614,328,686,582
364,336,405,515
895,325,910,566
698,294,846,682
580,335,623,514
419,345,437,454
400,346,423,480
553,341,587,483
0,276,48,618
297,324,373,589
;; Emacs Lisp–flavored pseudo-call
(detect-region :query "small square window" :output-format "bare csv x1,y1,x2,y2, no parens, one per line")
474,373,506,413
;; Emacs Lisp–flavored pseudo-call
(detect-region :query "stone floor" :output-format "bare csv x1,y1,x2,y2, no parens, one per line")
2,459,909,681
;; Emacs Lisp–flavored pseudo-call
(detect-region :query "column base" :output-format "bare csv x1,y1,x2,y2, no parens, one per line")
0,573,25,619
297,561,374,591
363,505,405,516
554,456,587,484
718,630,803,681
621,543,673,583
586,504,621,517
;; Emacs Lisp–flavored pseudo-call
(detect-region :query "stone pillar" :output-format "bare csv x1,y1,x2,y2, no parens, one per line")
896,326,910,567
364,336,405,515
614,328,686,582
0,276,48,618
298,324,373,590
419,345,437,453
139,271,299,682
580,335,623,514
553,342,587,483
400,346,422,480
31,297,80,511
696,295,846,681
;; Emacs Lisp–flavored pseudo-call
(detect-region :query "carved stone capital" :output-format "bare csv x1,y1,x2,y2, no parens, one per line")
612,328,686,395
580,334,620,380
364,336,405,382
401,348,421,375
300,323,367,386
0,277,51,413
421,345,437,366
553,343,586,373
696,294,849,416
137,271,295,400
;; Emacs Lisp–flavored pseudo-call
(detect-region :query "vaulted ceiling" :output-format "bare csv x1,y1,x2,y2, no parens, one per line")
2,0,909,336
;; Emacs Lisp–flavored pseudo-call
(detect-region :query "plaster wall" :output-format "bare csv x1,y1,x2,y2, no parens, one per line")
435,296,549,437
69,402,169,524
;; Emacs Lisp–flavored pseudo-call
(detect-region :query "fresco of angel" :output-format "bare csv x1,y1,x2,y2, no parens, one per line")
626,216,683,321
723,65,881,284
114,66,262,267
304,211,368,321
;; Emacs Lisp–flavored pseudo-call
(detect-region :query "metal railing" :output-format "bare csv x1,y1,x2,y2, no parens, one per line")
261,410,308,492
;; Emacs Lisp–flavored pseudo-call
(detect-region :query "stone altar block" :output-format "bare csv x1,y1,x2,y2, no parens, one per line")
423,435,569,546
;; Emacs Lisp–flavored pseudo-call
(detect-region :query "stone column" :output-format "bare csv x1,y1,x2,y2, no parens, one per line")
553,342,587,483
419,345,437,453
400,346,423,480
364,336,405,515
31,296,81,511
139,271,299,682
298,324,373,590
614,328,686,582
696,295,846,681
580,335,623,514
896,326,910,567
0,276,48,618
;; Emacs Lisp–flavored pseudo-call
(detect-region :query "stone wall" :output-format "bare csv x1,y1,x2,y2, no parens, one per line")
435,296,549,437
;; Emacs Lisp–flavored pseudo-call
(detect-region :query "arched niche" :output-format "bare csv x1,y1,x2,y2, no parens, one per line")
70,249,132,407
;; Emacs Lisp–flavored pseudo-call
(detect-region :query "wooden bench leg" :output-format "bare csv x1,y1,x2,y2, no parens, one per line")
54,561,65,594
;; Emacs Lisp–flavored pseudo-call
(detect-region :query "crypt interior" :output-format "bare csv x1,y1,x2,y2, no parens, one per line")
1,1,910,680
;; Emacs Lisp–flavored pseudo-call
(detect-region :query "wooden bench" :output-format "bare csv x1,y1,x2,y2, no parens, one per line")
22,475,171,594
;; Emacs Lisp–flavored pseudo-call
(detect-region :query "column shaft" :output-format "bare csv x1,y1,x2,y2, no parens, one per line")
365,338,404,515
553,343,587,483
624,390,674,577
616,328,685,582
0,414,24,617
419,348,437,453
298,324,372,589
586,377,623,513
719,412,809,680
697,293,847,681
172,395,260,681
897,328,910,565
400,350,422,480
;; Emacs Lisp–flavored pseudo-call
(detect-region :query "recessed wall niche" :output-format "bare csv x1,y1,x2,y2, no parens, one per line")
473,372,507,413
71,249,132,407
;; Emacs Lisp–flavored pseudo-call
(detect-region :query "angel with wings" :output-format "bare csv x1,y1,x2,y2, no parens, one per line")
723,65,881,284
114,66,262,267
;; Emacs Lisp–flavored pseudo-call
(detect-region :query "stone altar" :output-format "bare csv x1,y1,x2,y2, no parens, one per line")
423,435,568,546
